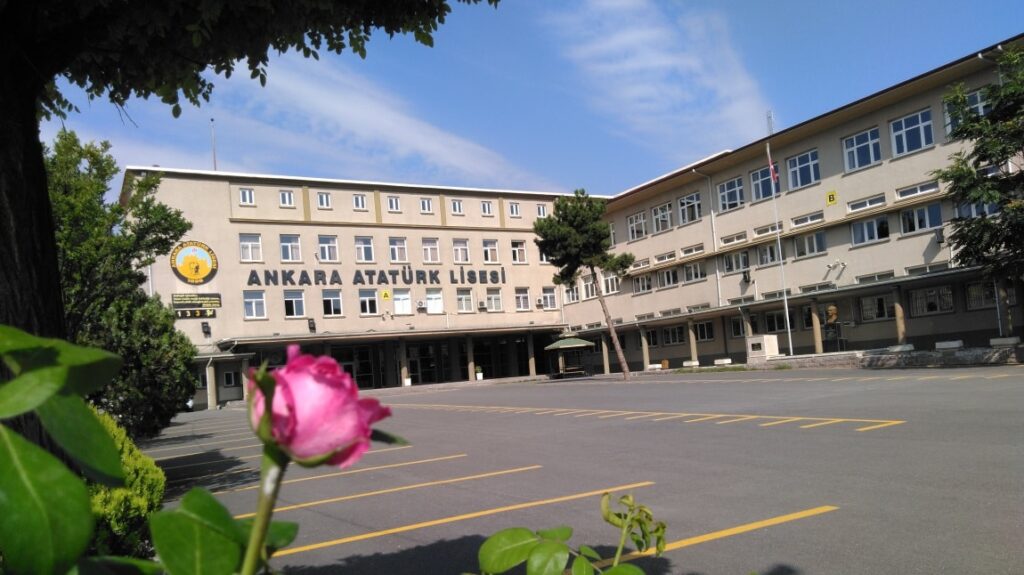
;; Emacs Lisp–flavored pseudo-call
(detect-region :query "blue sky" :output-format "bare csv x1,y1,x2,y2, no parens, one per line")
42,1,1023,197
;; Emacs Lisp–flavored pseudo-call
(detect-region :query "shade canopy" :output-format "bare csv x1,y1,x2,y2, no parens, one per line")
544,337,596,351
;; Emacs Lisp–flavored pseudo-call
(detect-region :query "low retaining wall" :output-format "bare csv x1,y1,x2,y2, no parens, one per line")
861,345,1024,368
756,351,864,370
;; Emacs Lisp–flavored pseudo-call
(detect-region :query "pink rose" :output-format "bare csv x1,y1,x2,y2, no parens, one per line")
249,345,391,468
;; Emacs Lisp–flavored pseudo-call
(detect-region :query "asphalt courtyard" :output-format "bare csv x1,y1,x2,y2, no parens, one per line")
144,367,1024,574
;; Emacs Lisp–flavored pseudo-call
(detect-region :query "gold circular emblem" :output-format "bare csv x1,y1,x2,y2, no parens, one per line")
170,241,218,285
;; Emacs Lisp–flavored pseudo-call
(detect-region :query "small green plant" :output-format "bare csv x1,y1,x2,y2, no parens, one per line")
772,363,793,370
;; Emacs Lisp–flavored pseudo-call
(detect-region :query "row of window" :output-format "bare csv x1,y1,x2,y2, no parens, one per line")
239,188,550,219
242,287,560,319
240,234,549,265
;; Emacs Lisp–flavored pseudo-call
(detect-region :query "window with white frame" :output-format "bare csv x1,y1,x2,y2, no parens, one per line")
660,268,679,288
481,200,493,216
861,293,895,321
945,88,991,133
720,232,746,246
632,274,653,294
966,282,1016,310
419,197,433,213
284,290,305,317
240,234,262,262
279,189,295,207
655,251,676,264
758,243,782,266
683,261,706,283
564,284,580,303
957,201,999,219
451,199,464,215
542,287,557,309
457,288,474,312
486,288,502,311
678,192,702,224
355,236,374,262
856,271,896,284
897,181,939,200
763,289,791,300
891,109,934,156
537,203,548,218
318,235,339,262
515,287,530,311
721,251,750,273
642,330,659,348
792,211,824,227
787,149,820,189
718,177,744,211
602,271,620,294
243,290,266,319
843,127,881,171
754,222,781,237
794,231,826,258
608,222,616,245
387,195,401,212
511,240,527,263
906,262,949,276
317,191,332,209
848,195,886,212
359,289,378,315
393,289,412,315
582,275,597,299
681,243,704,256
280,234,301,262
425,288,443,314
483,239,499,263
422,238,440,263
539,248,550,263
764,310,790,333
239,188,255,206
900,203,942,234
751,164,781,200
651,203,672,233
851,216,890,245
353,193,367,210
386,237,407,262
729,317,746,338
695,321,714,341
910,285,954,316
509,202,521,217
453,239,470,263
322,289,343,317
627,212,647,240
663,326,686,345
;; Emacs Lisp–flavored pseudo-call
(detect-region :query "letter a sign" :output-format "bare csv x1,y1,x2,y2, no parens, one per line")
381,289,392,301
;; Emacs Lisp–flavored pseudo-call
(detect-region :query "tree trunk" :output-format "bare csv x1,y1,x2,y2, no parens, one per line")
590,266,630,381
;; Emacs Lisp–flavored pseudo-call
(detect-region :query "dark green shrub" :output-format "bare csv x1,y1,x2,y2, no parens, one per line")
88,408,166,557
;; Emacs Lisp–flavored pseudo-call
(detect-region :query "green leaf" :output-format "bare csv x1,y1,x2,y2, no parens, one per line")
571,555,596,575
578,545,601,560
178,488,246,544
603,564,645,575
72,556,165,575
0,424,94,574
0,325,121,396
526,540,570,575
0,366,66,418
370,428,409,445
536,525,573,542
150,509,240,575
37,394,125,486
479,527,540,573
235,518,299,555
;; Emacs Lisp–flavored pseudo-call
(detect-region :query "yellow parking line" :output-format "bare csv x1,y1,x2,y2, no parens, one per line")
886,376,909,381
830,377,854,382
553,410,590,416
951,375,972,380
625,413,666,420
146,434,259,454
164,445,412,475
275,481,656,557
651,414,694,422
916,376,941,381
574,411,610,418
716,416,759,425
214,454,468,494
154,442,264,462
599,411,639,419
799,419,844,429
685,415,722,423
236,465,544,519
986,374,1012,379
534,409,564,415
759,417,803,427
856,421,906,432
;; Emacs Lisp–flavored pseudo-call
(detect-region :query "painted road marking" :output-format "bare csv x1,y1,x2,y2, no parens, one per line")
986,374,1012,379
626,413,668,421
856,421,906,432
164,445,412,477
716,415,759,425
651,414,694,422
799,419,844,429
153,442,264,462
599,411,640,419
146,435,264,455
759,417,804,427
685,415,722,423
154,424,252,438
236,465,544,519
214,454,469,494
274,481,655,557
143,429,254,447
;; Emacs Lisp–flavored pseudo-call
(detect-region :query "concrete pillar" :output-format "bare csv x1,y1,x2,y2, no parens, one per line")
687,319,698,365
639,329,650,369
205,362,218,410
398,339,409,386
740,308,752,337
448,338,462,381
892,287,907,345
466,336,476,380
600,333,611,374
240,357,250,401
810,299,823,354
527,333,537,376
557,352,565,373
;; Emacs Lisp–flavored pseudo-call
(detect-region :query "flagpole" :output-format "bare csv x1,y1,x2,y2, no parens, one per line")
766,141,794,356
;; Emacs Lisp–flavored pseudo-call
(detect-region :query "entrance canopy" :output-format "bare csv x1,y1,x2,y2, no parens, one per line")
544,337,595,351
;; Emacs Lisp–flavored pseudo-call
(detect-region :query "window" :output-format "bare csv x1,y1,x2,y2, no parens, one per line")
284,290,305,317
317,191,332,209
792,212,824,227
957,201,999,219
642,330,659,348
393,289,412,315
900,203,942,234
681,243,704,256
946,89,991,133
539,248,550,263
730,315,760,338
426,288,443,314
223,372,241,387
754,222,781,237
564,284,580,303
419,197,433,213
651,203,672,233
451,199,464,215
481,201,493,216
359,289,378,315
457,288,474,312
483,239,499,263
609,223,616,245
655,251,676,263
683,261,706,283
659,268,679,288
602,271,620,294
280,234,301,262
856,271,895,284
787,150,820,189
718,177,744,211
322,289,343,317
758,243,782,266
966,282,1016,310
389,237,409,262
720,232,746,246
353,193,367,210
509,202,521,217
355,237,374,262
318,235,339,262
751,164,780,200
721,251,750,273
632,274,653,294
843,128,881,171
910,286,954,316
848,195,886,212
453,239,470,263
239,188,255,206
695,321,714,342
678,192,702,224
764,310,790,333
515,288,530,311
387,195,401,212
897,181,939,200
891,109,934,156
583,275,597,299
542,287,557,309
240,234,262,262
794,231,826,258
511,240,527,263
627,212,647,240
243,291,266,319
537,204,548,218
906,262,949,276
851,216,889,245
801,303,831,329
861,294,895,321
800,282,835,294
422,238,440,263
486,288,502,311
279,189,295,207
663,326,686,345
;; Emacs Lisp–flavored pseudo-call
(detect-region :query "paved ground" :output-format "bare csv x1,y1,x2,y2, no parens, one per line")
143,367,1024,574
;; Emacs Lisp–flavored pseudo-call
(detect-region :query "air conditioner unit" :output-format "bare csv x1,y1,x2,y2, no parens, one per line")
415,300,426,309
478,300,487,309
536,298,544,307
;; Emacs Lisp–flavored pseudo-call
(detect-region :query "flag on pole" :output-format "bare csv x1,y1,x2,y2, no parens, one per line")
766,142,779,196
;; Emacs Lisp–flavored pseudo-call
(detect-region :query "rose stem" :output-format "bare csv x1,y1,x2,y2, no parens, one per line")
240,445,290,575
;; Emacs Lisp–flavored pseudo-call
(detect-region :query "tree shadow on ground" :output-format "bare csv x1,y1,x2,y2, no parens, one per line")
282,537,673,575
680,564,801,575
138,432,217,449
158,452,260,500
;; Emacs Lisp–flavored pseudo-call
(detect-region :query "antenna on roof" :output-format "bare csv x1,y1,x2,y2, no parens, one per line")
210,118,218,171
766,109,775,136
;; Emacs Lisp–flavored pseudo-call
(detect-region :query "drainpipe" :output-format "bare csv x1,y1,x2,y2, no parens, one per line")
692,169,722,307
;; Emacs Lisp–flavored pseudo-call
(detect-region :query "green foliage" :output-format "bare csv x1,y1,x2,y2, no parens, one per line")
934,47,1024,281
88,409,166,558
